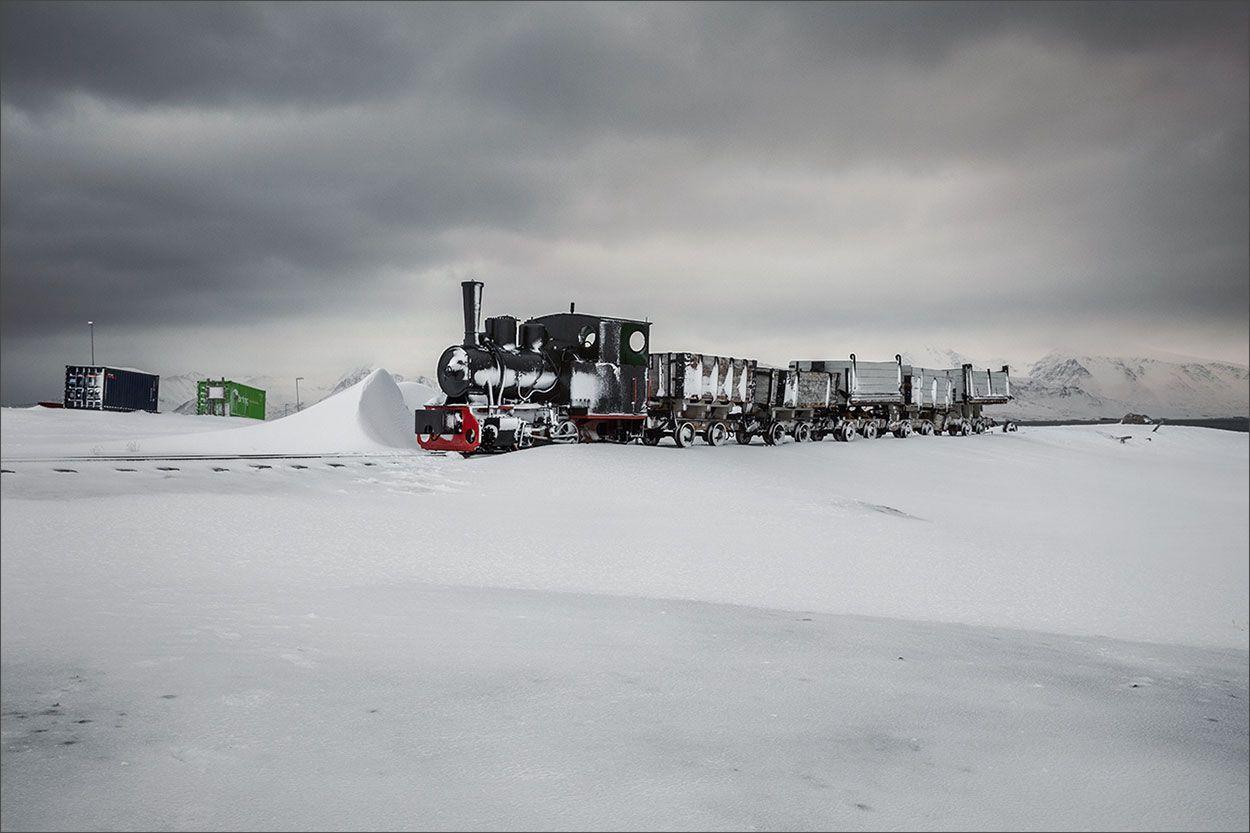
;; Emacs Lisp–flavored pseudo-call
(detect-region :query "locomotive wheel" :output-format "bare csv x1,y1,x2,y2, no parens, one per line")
705,422,728,446
862,423,879,440
1005,421,1018,432
552,421,579,443
642,432,662,446
841,424,859,442
735,428,753,445
794,422,812,443
674,422,697,448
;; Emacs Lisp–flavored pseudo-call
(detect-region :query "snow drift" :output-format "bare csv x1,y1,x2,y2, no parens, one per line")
396,379,439,410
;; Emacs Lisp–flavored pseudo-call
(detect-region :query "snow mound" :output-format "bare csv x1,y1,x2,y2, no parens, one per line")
396,380,439,410
82,369,418,457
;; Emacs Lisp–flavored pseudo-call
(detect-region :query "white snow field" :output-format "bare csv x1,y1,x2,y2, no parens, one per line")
2,370,1247,831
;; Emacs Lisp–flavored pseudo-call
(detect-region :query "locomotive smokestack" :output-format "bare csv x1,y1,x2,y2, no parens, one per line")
461,280,483,346
570,301,575,313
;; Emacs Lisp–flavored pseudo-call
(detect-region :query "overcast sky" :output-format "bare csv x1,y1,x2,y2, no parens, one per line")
2,1,1247,403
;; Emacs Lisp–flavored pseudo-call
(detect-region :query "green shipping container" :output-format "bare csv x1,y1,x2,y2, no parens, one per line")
196,379,266,420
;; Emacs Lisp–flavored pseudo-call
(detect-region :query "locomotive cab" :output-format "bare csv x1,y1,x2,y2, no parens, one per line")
526,312,651,415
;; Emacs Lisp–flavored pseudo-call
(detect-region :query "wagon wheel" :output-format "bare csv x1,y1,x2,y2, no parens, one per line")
920,421,935,436
763,423,786,446
794,422,812,443
957,422,971,436
893,422,913,439
641,431,662,446
674,422,697,448
705,422,728,446
735,428,753,445
841,423,859,442
862,422,879,440
1005,421,1018,432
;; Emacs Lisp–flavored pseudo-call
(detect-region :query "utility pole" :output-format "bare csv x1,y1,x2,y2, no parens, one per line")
295,377,304,412
88,321,95,365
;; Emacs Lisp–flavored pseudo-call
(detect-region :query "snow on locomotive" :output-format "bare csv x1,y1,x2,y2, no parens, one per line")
414,281,1014,454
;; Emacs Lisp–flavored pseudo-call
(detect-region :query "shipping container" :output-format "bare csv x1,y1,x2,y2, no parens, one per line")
196,379,266,420
63,365,159,412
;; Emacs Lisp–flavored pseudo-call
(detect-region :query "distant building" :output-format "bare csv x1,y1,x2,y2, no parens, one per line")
64,365,159,412
196,379,266,420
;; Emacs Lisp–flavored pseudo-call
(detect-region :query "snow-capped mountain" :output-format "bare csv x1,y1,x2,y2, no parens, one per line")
157,371,210,414
1008,352,1249,420
905,347,1247,419
900,347,1010,372
326,365,378,398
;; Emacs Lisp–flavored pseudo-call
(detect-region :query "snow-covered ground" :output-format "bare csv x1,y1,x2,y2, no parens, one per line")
2,372,1247,830
0,407,260,458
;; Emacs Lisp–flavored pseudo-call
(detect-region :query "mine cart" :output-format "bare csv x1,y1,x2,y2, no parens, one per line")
943,364,1015,434
645,352,756,446
792,355,907,439
902,366,955,435
732,365,835,445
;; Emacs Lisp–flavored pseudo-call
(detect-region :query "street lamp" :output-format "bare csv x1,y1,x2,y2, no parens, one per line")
295,377,304,412
88,321,94,365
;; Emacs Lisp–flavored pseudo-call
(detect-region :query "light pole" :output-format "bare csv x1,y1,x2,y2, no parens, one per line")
88,321,95,365
295,377,304,412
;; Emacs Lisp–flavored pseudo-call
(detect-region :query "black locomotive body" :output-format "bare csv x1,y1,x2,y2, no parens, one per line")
415,281,651,453
415,281,1015,454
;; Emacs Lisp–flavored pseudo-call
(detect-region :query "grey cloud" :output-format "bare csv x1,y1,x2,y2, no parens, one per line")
0,1,440,110
1,1,1246,404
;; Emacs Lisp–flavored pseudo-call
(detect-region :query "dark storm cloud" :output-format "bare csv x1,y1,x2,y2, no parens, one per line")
0,1,441,109
1,1,1247,403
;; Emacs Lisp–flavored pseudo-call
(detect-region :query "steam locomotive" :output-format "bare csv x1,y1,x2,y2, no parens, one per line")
414,281,1014,454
